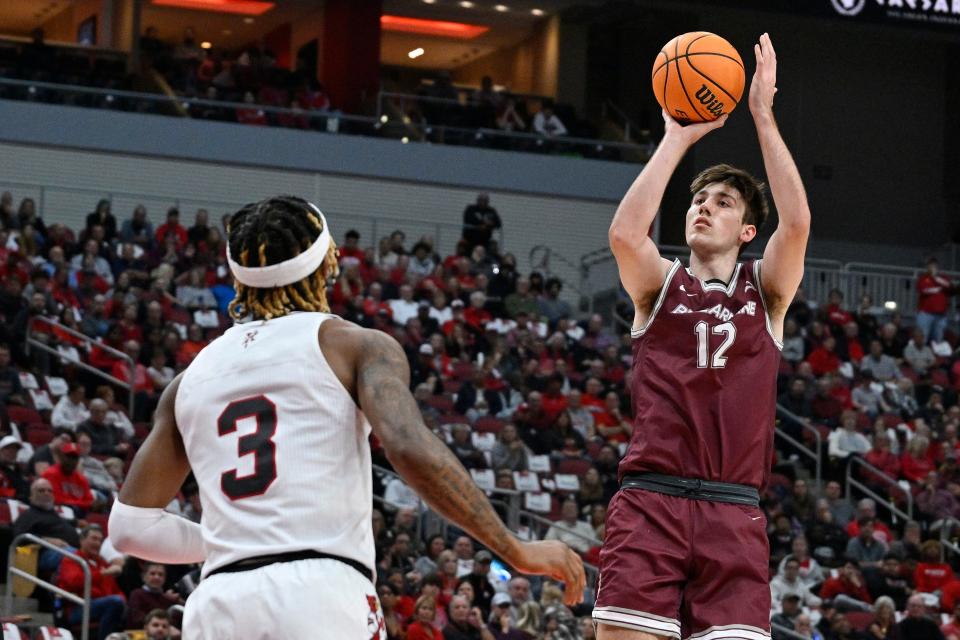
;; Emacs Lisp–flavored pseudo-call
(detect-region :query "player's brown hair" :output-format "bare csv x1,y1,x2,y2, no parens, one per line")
690,164,769,231
227,196,339,321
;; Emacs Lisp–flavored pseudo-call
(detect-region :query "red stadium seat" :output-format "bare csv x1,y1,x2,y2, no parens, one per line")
426,395,455,413
844,611,873,631
451,362,475,381
473,417,505,434
442,379,461,394
84,512,109,536
6,407,42,427
438,413,468,426
25,425,54,448
555,458,593,477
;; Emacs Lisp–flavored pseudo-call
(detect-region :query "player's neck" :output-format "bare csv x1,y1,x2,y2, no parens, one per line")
688,251,739,285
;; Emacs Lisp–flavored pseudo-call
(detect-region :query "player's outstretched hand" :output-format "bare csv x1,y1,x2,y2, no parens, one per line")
749,32,777,118
662,108,728,147
511,540,586,606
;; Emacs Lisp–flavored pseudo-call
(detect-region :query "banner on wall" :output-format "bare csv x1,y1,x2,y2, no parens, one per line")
692,0,960,30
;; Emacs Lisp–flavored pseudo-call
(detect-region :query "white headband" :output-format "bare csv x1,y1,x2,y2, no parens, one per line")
227,203,331,288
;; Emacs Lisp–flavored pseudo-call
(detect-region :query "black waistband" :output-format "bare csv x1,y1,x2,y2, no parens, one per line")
621,473,760,507
206,550,373,583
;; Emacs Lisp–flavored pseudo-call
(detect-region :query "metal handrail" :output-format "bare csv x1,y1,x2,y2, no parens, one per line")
939,517,960,562
26,316,135,417
846,456,913,523
0,77,376,126
517,510,601,549
770,622,812,640
377,90,649,153
776,405,823,491
4,534,91,640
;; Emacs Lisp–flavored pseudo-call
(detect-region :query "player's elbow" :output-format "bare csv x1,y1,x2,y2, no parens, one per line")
608,224,638,253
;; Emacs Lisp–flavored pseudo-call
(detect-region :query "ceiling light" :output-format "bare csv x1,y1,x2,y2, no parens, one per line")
200,41,212,49
408,47,425,59
221,29,232,35
495,4,509,11
243,17,255,23
381,15,489,39
401,137,410,144
459,1,475,7
531,8,544,15
423,0,436,3
150,0,274,15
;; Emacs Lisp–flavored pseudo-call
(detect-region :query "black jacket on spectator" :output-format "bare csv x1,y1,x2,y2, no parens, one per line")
454,383,503,417
866,572,911,610
888,617,945,640
12,505,81,547
462,204,501,250
85,211,118,243
1,462,30,502
77,419,124,456
443,622,483,640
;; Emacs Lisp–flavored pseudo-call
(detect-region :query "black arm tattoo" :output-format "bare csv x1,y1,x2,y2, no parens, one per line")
357,331,520,562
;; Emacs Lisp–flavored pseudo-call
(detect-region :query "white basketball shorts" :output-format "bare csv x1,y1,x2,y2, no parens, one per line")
183,558,385,639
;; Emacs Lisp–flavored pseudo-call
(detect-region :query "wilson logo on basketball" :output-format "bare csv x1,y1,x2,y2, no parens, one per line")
694,85,725,117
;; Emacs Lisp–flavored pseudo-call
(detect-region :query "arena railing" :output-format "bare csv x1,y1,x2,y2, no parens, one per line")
845,456,913,525
775,406,823,492
376,91,649,162
4,534,91,640
25,316,135,418
580,242,958,320
0,178,498,260
939,517,960,562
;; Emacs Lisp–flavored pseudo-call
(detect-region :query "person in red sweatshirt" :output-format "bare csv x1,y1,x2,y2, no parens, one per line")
806,336,841,376
915,539,955,594
916,257,955,344
56,524,126,639
41,442,94,515
820,559,873,607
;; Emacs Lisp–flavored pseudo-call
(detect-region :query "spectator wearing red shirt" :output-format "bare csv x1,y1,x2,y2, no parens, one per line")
464,291,492,331
820,559,873,606
540,374,568,421
844,499,893,544
111,340,152,394
154,207,188,249
338,229,365,267
57,524,126,638
915,540,955,594
806,335,841,376
863,435,901,493
916,257,955,343
825,288,854,329
407,595,444,640
594,392,633,444
902,436,936,484
580,378,606,413
176,324,209,368
40,442,93,514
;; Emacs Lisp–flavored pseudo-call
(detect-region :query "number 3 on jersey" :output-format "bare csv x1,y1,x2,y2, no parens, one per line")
695,321,736,369
217,396,278,500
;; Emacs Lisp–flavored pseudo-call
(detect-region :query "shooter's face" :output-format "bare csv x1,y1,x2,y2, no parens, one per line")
685,182,754,255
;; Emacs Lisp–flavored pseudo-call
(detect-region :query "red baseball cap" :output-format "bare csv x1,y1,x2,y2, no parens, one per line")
60,442,80,456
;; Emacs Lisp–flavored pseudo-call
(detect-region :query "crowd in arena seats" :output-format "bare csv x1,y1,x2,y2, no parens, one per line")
1,186,960,639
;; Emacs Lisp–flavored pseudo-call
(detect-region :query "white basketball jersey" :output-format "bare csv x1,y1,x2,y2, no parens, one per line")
175,312,374,579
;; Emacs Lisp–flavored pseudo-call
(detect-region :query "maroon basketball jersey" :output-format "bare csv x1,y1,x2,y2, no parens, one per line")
619,258,782,489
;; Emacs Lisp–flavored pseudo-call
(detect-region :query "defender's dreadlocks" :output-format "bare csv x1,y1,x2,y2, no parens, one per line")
227,196,339,320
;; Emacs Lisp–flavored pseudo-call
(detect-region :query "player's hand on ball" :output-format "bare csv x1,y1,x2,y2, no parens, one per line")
662,109,728,146
512,540,586,605
749,32,778,117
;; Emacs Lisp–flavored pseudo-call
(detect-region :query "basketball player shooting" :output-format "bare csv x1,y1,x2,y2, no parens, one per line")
107,197,585,638
592,34,809,640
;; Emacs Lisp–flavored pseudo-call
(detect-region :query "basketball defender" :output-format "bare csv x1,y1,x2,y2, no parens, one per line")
593,35,808,640
109,197,585,638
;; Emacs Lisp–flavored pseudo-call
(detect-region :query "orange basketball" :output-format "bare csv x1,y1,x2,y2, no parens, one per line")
652,32,745,124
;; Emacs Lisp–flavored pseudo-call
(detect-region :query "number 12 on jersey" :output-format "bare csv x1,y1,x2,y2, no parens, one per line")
695,321,736,369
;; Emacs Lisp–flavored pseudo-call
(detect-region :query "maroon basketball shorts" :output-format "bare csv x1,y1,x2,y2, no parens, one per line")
593,487,771,640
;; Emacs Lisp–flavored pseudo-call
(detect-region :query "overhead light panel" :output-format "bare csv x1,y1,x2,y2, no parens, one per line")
200,41,212,49
381,15,489,39
151,0,275,15
459,1,475,7
408,48,425,59
495,4,509,11
531,8,545,15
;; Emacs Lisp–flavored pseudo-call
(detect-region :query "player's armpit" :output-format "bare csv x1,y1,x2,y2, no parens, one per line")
118,373,192,509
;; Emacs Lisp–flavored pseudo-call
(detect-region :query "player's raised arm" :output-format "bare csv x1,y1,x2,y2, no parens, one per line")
353,329,586,605
109,373,206,564
610,109,728,311
750,33,811,322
